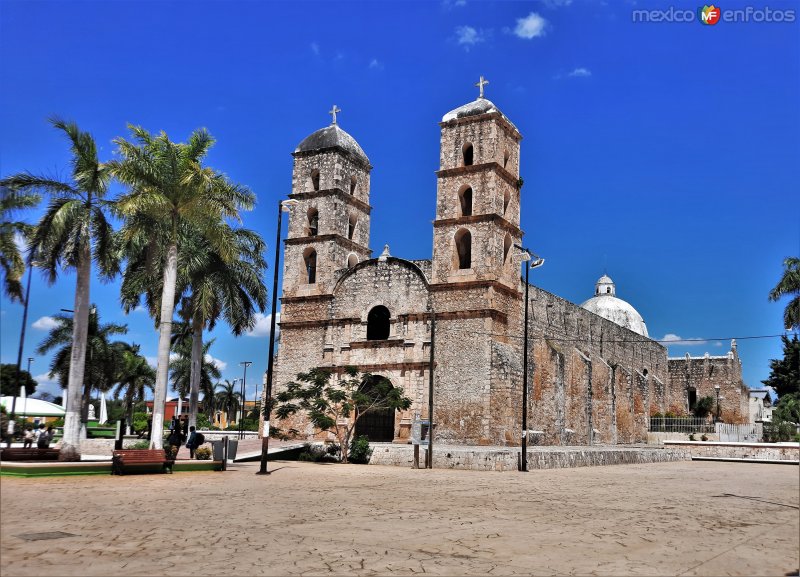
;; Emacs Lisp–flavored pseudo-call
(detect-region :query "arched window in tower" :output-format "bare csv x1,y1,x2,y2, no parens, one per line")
503,149,510,169
454,228,472,270
310,169,320,192
462,143,474,166
303,248,317,284
348,214,357,240
307,207,319,237
503,233,512,264
350,175,357,195
606,287,611,294
458,186,473,217
347,253,358,268
367,305,391,340
503,189,511,216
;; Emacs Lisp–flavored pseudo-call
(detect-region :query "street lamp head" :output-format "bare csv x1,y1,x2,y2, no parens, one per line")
281,199,299,212
529,257,545,269
714,384,720,391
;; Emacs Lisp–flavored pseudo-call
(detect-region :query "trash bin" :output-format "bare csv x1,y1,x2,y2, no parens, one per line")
211,440,225,462
227,439,238,461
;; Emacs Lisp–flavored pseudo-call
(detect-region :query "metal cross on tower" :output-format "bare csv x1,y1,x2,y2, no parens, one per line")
329,104,341,125
475,75,489,99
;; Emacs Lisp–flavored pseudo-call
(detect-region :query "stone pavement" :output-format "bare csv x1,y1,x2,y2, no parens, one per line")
0,460,797,576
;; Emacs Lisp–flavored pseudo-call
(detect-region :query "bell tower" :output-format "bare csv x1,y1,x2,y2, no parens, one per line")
283,106,373,297
431,77,523,289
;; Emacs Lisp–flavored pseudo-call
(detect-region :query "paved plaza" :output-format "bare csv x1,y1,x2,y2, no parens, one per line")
1,460,798,576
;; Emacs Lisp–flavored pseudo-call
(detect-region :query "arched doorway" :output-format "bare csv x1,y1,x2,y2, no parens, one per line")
354,375,397,442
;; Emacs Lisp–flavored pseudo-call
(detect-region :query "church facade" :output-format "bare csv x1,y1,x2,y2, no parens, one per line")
271,88,749,447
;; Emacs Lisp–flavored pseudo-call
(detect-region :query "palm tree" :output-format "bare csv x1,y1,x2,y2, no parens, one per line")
1,120,115,460
35,305,127,424
110,126,254,448
0,186,40,302
769,257,800,330
200,377,217,426
170,338,222,410
111,343,155,433
215,380,241,426
176,228,267,428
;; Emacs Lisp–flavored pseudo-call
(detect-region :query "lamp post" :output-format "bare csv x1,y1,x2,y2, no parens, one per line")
239,362,252,440
258,198,299,475
514,244,545,473
714,384,721,424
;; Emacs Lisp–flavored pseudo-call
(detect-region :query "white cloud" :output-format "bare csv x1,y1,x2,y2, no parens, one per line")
514,13,549,39
145,356,158,368
205,354,227,371
455,25,487,49
659,334,709,346
32,316,59,331
14,232,26,256
568,67,592,78
369,58,384,70
32,372,63,398
442,0,467,8
246,312,280,339
310,42,320,55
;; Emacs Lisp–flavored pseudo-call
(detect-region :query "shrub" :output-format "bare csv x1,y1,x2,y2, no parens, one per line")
701,434,708,441
348,435,372,464
297,443,338,462
125,440,150,449
688,433,696,441
195,446,212,460
132,412,149,434
693,397,715,418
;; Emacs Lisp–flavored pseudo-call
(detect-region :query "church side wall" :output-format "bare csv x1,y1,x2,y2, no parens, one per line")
667,353,750,423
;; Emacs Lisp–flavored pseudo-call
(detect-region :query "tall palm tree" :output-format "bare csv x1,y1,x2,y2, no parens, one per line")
35,305,127,423
110,126,254,448
111,343,155,433
176,228,267,428
170,338,221,408
0,186,40,302
215,380,241,426
0,119,115,460
769,257,800,331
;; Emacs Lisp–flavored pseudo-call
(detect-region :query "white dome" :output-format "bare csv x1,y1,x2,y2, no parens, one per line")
580,275,649,337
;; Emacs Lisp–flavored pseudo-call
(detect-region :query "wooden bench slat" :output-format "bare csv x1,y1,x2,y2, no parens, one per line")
112,449,172,475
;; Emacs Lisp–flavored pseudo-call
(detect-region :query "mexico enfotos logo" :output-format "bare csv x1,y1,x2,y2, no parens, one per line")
632,5,796,23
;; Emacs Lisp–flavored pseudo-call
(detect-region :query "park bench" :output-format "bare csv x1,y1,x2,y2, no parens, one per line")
0,448,61,461
111,449,173,475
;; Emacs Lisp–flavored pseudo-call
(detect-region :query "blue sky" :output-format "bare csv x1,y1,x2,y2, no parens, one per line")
1,0,798,403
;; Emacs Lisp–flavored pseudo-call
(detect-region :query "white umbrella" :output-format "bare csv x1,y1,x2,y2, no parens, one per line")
177,396,182,417
99,392,108,425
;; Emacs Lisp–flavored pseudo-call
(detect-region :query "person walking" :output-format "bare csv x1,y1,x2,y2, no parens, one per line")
167,426,185,459
35,424,47,448
185,426,200,459
22,426,34,448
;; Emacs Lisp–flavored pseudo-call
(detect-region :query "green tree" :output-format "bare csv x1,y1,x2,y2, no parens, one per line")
0,187,39,302
769,257,800,330
111,126,254,449
0,364,37,397
215,379,241,425
170,338,221,404
35,306,127,425
762,335,800,399
692,396,716,418
275,367,412,463
111,343,155,433
1,120,116,460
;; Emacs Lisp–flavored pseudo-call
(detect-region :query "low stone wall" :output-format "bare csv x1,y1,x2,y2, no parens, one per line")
368,444,690,471
663,441,799,462
647,432,719,444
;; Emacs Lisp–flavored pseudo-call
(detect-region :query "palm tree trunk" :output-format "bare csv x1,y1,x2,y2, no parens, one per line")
151,242,178,450
188,312,203,429
60,244,91,461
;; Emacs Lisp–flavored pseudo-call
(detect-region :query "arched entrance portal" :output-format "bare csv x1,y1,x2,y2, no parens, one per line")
354,375,397,442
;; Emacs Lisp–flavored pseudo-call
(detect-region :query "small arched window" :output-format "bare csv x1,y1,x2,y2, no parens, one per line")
367,305,390,340
606,287,611,294
347,253,358,268
503,189,511,215
503,233,512,264
303,248,317,284
350,175,357,195
503,149,510,169
307,207,319,236
310,169,320,192
454,228,471,270
462,143,474,166
348,214,357,240
458,186,473,217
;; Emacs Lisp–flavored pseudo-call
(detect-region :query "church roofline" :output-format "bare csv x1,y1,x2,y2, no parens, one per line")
439,109,522,139
292,145,373,170
332,255,431,295
433,213,523,236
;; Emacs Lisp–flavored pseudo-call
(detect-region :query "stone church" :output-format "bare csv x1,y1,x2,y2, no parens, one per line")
272,84,749,447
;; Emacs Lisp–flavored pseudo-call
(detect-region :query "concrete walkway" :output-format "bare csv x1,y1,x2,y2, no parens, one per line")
1,460,797,576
